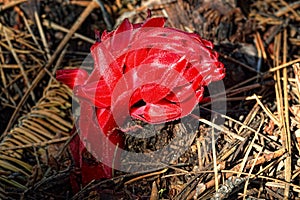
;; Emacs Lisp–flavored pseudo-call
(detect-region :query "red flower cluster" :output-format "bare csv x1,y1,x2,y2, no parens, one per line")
56,13,225,191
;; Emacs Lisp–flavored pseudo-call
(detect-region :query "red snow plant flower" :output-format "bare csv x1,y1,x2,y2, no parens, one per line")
56,13,225,191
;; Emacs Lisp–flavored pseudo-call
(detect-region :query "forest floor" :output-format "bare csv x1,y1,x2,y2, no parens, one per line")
1,0,300,199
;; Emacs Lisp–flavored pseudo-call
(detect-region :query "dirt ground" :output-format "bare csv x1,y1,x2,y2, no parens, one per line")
1,0,300,199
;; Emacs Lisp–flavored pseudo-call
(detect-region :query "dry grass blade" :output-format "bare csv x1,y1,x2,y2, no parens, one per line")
34,10,51,60
269,57,300,72
0,176,27,190
43,19,95,44
3,29,35,102
211,119,219,192
125,168,168,185
0,0,27,11
282,28,292,199
3,0,97,136
238,113,264,178
0,83,73,193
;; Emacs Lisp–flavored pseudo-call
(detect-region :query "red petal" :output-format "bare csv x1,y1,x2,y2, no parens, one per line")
101,30,110,41
177,86,204,117
90,44,123,85
143,101,181,123
131,100,181,123
111,19,133,51
100,18,132,42
142,17,166,27
140,84,170,103
115,18,132,33
130,88,142,106
74,79,111,108
125,49,149,72
56,69,88,89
